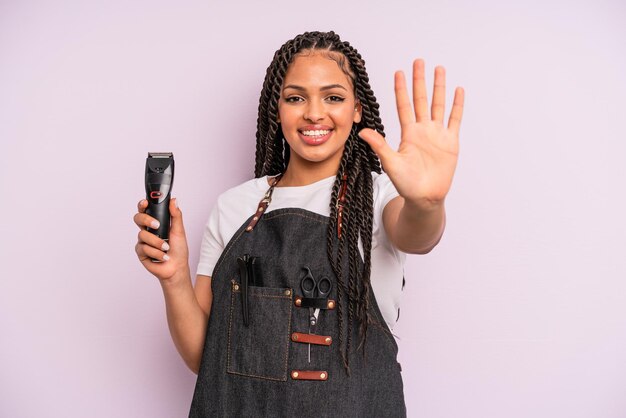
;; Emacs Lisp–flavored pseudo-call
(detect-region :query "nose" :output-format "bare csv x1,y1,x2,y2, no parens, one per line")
303,100,324,122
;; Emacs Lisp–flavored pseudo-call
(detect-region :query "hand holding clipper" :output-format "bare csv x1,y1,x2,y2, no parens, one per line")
145,152,175,241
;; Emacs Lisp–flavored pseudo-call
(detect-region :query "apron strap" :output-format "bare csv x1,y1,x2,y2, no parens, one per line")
245,174,282,232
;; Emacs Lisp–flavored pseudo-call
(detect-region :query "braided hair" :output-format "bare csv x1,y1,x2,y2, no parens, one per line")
254,31,386,372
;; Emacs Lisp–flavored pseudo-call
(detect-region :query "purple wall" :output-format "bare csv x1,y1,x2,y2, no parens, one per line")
1,0,625,416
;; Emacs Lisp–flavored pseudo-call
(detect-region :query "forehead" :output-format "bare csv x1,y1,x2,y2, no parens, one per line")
283,52,353,88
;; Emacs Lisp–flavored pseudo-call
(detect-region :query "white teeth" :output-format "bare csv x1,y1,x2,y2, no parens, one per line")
301,129,330,137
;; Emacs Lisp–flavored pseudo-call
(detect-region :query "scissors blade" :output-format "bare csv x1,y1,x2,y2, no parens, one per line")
313,308,320,320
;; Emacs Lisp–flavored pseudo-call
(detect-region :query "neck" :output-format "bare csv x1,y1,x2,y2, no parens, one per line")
278,158,340,187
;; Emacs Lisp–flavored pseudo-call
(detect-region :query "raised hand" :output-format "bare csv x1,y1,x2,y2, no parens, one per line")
359,59,464,209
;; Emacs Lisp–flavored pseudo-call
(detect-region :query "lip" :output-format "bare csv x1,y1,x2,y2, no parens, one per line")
300,124,333,131
297,128,333,146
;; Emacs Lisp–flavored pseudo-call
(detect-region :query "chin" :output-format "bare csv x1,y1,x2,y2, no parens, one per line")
295,144,341,160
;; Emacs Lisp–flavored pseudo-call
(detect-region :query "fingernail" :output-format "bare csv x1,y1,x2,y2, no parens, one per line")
174,198,179,208
151,220,160,229
163,254,170,261
162,242,170,251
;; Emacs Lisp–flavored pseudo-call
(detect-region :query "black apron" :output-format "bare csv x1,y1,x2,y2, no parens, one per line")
189,181,406,417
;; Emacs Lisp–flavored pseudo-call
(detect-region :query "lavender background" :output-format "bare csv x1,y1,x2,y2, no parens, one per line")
1,0,625,417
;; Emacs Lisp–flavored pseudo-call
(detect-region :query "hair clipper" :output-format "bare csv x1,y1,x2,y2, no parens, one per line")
145,152,175,241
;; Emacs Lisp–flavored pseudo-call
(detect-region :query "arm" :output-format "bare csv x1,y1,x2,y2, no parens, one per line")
160,273,212,374
359,59,464,254
134,198,212,374
383,196,445,254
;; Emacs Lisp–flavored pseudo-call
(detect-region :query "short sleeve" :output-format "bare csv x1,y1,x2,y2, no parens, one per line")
196,202,224,277
373,172,400,214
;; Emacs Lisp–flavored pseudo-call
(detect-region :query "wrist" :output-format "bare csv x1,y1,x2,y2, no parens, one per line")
160,265,192,290
402,197,445,215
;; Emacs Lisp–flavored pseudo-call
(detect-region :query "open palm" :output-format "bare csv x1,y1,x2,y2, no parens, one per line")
359,59,465,207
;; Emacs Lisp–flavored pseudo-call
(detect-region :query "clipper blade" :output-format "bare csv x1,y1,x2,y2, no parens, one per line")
148,152,173,158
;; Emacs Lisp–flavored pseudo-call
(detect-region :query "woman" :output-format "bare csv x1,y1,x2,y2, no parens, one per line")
134,31,464,417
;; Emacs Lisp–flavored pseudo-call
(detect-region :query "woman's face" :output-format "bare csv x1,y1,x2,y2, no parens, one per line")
278,51,362,176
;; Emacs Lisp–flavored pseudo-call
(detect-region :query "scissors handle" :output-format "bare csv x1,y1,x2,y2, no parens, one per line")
316,277,332,299
301,267,316,298
301,268,333,299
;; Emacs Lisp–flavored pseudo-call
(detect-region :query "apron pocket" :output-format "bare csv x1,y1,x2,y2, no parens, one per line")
226,281,293,381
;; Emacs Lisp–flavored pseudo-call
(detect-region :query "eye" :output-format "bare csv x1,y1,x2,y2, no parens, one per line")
326,95,345,103
284,96,304,103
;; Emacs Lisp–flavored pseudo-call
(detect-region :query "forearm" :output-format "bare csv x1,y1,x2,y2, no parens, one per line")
388,197,446,254
160,269,208,374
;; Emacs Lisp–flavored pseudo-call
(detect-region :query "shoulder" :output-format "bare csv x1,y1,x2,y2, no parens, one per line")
215,176,269,209
208,176,271,232
201,176,269,248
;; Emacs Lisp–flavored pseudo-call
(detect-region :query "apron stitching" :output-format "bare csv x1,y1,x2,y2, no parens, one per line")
233,290,292,299
226,370,288,382
226,281,235,375
282,288,293,380
263,211,329,224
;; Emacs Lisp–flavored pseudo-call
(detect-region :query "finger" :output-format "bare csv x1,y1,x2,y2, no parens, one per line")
394,71,415,128
168,198,186,237
137,199,148,213
136,242,170,262
358,128,396,166
447,87,465,135
431,66,446,124
133,212,160,230
138,229,170,252
413,59,429,122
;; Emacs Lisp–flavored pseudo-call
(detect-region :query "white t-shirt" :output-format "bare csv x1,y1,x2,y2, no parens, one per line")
197,172,406,331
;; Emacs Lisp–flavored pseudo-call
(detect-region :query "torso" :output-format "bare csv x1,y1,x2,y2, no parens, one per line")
189,186,407,416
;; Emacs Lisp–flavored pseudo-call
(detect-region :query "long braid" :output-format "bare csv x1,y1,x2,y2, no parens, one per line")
327,135,353,371
354,137,375,349
254,31,386,372
344,141,362,366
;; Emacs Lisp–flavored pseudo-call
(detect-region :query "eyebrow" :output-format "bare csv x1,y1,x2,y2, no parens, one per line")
282,84,348,92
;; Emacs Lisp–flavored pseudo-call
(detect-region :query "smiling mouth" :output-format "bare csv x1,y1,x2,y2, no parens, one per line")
298,128,333,145
300,129,331,138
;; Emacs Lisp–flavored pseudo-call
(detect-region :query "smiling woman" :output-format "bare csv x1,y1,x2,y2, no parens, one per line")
133,30,464,417
278,52,362,181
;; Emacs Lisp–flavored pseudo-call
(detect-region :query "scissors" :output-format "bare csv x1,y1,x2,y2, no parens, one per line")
301,267,332,362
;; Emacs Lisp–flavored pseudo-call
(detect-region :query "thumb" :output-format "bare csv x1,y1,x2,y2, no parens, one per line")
358,128,394,163
169,197,186,237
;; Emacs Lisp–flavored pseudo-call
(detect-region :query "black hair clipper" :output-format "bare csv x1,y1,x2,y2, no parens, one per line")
145,152,175,241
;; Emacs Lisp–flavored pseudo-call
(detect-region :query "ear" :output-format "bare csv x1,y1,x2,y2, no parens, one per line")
353,101,362,124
